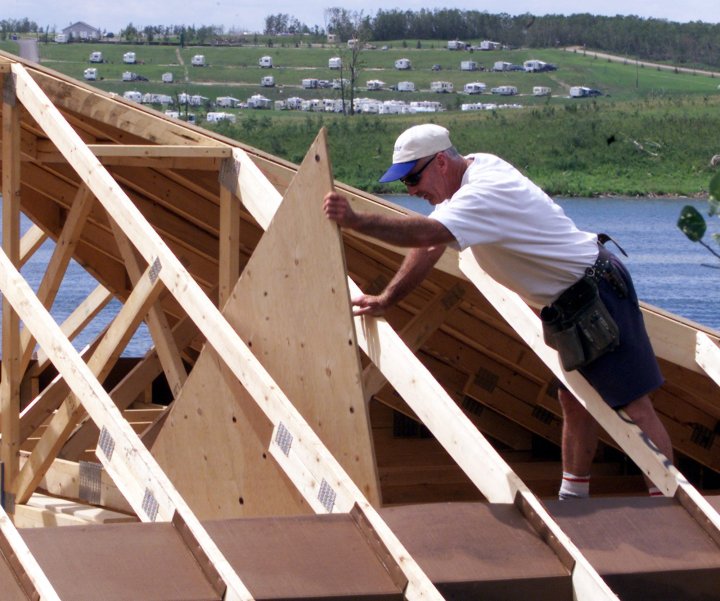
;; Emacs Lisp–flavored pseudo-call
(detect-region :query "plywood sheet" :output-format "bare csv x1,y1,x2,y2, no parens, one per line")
204,514,403,600
21,523,220,601
546,496,720,600
379,502,572,601
221,129,379,503
0,553,30,601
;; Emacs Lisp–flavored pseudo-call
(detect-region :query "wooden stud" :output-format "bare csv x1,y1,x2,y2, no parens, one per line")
218,177,241,308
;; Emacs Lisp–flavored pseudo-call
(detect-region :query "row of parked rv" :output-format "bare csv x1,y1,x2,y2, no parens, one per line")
88,50,141,64
84,68,173,83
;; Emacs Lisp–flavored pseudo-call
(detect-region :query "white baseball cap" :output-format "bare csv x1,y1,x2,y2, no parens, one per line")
379,124,453,183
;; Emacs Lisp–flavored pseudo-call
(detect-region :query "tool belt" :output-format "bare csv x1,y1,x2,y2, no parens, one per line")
540,243,625,371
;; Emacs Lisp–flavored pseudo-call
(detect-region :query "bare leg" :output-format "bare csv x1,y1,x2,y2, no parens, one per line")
622,394,674,469
558,388,600,475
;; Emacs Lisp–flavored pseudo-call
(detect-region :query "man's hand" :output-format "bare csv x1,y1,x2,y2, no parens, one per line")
323,191,358,229
351,293,388,316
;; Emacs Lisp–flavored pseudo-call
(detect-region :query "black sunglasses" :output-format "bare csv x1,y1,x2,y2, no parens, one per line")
401,154,438,186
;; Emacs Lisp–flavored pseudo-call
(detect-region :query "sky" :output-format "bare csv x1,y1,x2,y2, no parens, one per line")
3,1,719,34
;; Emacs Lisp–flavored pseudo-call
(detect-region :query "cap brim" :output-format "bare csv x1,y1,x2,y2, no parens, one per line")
378,160,418,183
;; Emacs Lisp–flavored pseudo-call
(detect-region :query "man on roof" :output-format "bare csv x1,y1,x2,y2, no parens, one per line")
323,123,673,500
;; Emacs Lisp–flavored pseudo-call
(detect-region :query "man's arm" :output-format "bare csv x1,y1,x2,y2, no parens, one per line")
323,191,455,247
323,192,453,315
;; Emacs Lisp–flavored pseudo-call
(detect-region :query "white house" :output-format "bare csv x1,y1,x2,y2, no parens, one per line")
259,56,273,68
83,68,97,81
89,51,103,63
63,21,101,41
191,55,205,67
328,57,342,69
123,52,137,64
394,58,411,70
431,81,454,93
460,60,479,71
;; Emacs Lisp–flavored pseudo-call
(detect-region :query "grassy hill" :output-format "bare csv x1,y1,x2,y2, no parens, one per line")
4,40,720,196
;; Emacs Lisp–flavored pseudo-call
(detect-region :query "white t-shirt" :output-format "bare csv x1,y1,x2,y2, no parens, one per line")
429,153,599,306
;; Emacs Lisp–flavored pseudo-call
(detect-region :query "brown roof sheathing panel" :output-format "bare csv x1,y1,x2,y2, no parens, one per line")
546,497,720,600
203,514,404,600
0,553,31,601
380,502,573,601
20,522,220,601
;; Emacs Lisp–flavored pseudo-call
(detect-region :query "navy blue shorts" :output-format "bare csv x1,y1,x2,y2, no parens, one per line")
563,252,664,408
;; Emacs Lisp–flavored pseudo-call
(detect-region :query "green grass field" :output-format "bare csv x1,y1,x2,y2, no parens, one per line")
4,39,718,196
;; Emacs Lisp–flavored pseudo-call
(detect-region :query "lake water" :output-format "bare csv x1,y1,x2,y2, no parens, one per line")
384,195,720,331
4,196,719,358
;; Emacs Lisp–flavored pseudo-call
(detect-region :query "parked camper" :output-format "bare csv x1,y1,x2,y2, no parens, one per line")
491,85,518,96
216,96,240,108
397,81,416,92
54,34,67,43
161,72,174,84
301,78,319,89
122,91,142,103
122,71,140,82
206,112,237,123
394,58,411,70
332,78,349,90
366,79,384,91
492,61,513,72
83,68,97,81
89,51,103,63
569,86,602,98
431,81,454,93
261,75,275,87
191,55,205,67
259,56,273,68
142,93,173,105
524,60,556,72
479,40,501,50
460,61,479,72
533,86,552,96
463,82,486,95
447,40,466,50
328,57,342,69
123,52,137,64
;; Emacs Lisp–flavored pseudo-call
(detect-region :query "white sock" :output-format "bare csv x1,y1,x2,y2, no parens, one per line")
559,472,590,500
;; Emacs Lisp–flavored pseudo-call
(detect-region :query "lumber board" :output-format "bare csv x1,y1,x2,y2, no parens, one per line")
14,494,136,527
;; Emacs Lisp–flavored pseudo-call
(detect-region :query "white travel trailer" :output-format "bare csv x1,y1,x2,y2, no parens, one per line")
493,61,513,72
397,81,416,92
54,34,67,43
89,51,103,63
447,40,466,50
431,81,454,93
83,68,97,81
463,82,486,94
142,93,173,105
260,75,275,87
366,79,384,91
328,57,342,69
460,61,479,71
123,52,137,64
162,72,174,83
491,85,518,95
301,78,319,89
247,94,272,109
122,91,142,103
191,55,205,67
259,56,273,68
533,86,552,96
332,78,349,90
479,40,501,50
394,58,411,70
285,97,304,110
206,112,237,123
216,96,240,108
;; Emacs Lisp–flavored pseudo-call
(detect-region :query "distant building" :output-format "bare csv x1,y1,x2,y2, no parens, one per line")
62,22,101,41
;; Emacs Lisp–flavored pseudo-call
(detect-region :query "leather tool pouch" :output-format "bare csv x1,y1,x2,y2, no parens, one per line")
540,276,620,371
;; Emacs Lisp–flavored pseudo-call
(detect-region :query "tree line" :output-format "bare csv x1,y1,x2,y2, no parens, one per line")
3,9,720,68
